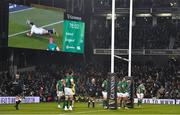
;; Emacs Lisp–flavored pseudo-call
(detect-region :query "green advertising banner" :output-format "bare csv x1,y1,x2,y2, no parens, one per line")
62,20,85,53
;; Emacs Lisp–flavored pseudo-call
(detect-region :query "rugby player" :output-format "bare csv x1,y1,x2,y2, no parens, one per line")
13,74,23,110
64,71,74,111
26,20,55,37
136,80,146,107
56,79,64,108
88,78,97,108
119,77,129,109
102,78,108,109
117,78,123,109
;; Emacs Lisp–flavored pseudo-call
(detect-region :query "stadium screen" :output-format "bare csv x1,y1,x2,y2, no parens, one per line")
8,4,85,54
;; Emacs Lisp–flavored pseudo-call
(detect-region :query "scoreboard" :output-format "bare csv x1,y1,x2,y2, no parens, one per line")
62,13,85,54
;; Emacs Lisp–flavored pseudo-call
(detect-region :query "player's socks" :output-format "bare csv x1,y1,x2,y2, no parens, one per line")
15,101,18,110
120,100,122,108
105,100,108,107
58,98,61,108
103,100,108,109
53,28,56,34
64,100,68,111
63,101,66,109
63,100,65,109
92,101,95,108
69,100,72,106
48,30,54,34
121,101,124,108
64,100,68,108
57,98,61,108
124,100,129,110
103,100,105,107
138,99,140,106
69,100,72,110
15,100,21,110
66,100,69,108
72,100,74,108
140,99,142,106
88,100,91,107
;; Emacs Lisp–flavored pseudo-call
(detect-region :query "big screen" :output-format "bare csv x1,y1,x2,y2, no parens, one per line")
8,4,85,54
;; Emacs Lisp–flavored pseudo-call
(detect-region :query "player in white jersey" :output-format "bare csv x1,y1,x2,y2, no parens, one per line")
26,20,55,37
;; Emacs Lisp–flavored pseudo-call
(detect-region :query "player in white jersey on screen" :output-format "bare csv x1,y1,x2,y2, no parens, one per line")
26,19,55,37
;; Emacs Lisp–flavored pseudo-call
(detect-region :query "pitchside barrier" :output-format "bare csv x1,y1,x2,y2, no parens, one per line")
0,96,40,104
134,98,180,105
0,96,179,105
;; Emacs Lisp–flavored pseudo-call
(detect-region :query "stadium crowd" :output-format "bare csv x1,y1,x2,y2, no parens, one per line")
0,61,179,101
92,17,180,49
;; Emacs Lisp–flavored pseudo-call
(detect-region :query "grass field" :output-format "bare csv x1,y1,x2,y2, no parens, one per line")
8,7,64,50
0,102,179,114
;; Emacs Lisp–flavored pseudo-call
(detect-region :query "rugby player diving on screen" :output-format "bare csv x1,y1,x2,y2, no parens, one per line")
26,19,56,37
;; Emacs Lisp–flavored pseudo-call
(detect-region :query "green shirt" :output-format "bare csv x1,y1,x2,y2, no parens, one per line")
65,76,73,88
117,81,122,93
137,84,145,94
57,80,63,91
102,80,108,91
48,43,57,51
119,81,128,93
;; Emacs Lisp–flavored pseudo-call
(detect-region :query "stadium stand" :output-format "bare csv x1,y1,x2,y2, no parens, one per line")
0,61,179,101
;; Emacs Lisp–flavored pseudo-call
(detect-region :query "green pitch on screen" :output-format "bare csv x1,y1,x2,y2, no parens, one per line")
62,20,85,54
8,8,64,50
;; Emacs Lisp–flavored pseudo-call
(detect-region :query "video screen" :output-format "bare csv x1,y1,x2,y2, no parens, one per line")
8,4,85,53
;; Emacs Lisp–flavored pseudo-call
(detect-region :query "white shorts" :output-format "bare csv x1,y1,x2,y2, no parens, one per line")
57,91,63,97
117,93,123,98
122,92,129,97
64,87,73,96
102,91,107,99
137,93,144,99
31,25,47,35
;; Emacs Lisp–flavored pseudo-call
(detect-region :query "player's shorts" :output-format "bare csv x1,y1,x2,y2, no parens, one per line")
122,92,129,97
137,93,144,99
102,91,107,99
33,28,47,35
64,87,73,96
117,92,123,98
57,91,63,97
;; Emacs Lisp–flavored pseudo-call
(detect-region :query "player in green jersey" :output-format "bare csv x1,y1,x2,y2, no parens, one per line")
117,78,123,109
119,77,129,109
102,78,108,109
64,71,74,111
136,80,146,107
56,79,64,109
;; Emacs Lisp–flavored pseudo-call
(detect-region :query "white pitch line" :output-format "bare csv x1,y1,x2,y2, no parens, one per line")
9,21,64,38
74,109,107,114
10,8,34,14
